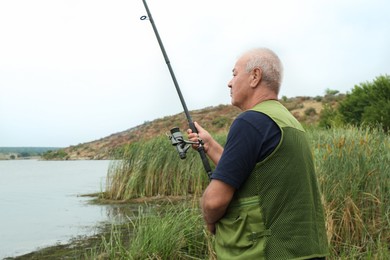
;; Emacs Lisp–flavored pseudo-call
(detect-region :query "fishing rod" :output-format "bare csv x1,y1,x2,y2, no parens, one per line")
140,0,212,179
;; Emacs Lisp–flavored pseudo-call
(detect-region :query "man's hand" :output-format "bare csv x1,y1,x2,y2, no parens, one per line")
187,122,224,165
187,122,212,153
201,179,235,233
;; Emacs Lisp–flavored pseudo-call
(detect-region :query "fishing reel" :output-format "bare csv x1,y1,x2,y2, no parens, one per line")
168,127,199,159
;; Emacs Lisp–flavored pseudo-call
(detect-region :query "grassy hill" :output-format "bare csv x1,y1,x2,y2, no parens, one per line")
43,96,339,160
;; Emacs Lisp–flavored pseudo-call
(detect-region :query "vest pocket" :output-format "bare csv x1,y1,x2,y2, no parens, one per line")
215,198,271,259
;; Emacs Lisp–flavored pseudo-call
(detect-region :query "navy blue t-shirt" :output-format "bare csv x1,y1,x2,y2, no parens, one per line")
211,110,281,189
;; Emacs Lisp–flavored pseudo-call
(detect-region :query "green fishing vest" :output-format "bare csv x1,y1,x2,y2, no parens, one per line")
215,100,328,260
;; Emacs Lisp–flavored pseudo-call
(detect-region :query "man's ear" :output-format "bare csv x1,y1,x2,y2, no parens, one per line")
250,67,262,88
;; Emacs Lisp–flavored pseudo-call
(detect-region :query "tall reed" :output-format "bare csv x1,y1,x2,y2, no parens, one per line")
105,134,226,200
309,126,389,257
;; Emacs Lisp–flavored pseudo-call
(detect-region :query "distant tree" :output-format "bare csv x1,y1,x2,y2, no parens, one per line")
338,75,390,131
20,152,30,157
323,88,343,104
325,88,340,96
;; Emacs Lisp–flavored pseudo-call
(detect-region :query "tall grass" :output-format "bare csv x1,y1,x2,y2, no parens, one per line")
105,134,226,200
127,203,208,259
88,202,213,259
310,126,389,257
102,126,389,258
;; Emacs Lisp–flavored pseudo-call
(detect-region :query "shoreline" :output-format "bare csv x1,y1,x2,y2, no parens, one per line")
4,195,190,259
4,230,108,259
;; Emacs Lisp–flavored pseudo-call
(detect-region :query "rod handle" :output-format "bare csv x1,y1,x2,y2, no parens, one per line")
189,122,213,179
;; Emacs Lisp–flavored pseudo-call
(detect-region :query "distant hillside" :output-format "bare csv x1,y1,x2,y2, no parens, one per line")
0,147,61,160
43,104,241,160
42,96,341,160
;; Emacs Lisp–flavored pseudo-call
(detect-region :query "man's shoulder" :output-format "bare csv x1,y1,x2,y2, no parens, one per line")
236,109,273,122
230,110,280,140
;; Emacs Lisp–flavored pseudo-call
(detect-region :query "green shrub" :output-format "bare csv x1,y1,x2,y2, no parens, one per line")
304,107,317,116
318,104,342,129
338,75,390,132
211,116,230,128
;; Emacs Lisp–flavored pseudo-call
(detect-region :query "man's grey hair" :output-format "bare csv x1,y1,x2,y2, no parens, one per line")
244,48,283,94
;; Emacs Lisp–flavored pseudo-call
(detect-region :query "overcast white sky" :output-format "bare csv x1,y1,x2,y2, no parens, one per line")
0,0,389,147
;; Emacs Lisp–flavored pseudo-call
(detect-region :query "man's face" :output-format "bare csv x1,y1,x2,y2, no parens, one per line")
228,56,251,110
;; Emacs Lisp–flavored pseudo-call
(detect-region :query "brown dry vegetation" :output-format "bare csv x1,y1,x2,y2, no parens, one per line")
47,96,336,160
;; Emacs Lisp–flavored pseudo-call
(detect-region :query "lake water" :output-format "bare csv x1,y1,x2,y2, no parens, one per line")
0,160,125,259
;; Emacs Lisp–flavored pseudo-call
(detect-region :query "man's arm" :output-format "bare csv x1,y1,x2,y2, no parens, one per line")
201,179,235,234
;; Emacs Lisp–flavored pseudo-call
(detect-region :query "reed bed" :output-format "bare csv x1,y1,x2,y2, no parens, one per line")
102,126,389,259
310,126,389,258
105,134,226,200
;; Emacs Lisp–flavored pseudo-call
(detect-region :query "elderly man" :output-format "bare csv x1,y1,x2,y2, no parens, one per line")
188,48,328,259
